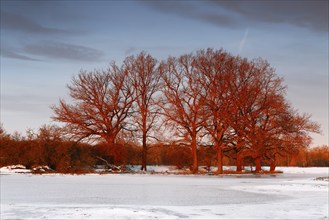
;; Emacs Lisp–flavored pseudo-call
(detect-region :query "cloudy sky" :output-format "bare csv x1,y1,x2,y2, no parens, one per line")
1,0,328,146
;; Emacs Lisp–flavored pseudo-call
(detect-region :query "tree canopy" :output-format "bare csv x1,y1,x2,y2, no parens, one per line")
50,49,320,173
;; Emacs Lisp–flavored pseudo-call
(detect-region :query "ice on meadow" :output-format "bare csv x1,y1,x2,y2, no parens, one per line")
1,166,328,219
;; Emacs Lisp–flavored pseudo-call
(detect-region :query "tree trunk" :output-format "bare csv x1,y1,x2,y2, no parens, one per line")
140,111,148,171
191,135,198,174
255,157,261,173
270,159,276,172
105,136,116,164
215,129,224,174
112,143,120,166
141,133,147,171
216,145,223,174
236,151,243,172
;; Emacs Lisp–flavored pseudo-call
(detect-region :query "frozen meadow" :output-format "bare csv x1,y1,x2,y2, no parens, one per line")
1,166,328,219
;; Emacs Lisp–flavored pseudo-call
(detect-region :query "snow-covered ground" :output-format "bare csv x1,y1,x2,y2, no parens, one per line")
1,166,328,219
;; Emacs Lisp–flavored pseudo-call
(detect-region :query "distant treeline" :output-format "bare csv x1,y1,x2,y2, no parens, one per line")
1,125,328,173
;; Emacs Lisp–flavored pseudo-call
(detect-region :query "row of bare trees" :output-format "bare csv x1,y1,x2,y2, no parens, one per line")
52,49,320,173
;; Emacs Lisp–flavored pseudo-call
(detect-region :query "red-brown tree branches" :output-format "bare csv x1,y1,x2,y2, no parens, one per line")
160,54,208,173
194,49,234,173
51,48,320,172
52,63,134,164
125,52,161,171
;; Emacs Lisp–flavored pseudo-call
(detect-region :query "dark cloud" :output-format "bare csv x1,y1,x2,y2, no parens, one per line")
144,1,328,33
200,13,238,28
1,10,78,35
144,1,239,28
212,1,328,33
23,42,104,62
145,1,196,14
1,48,39,61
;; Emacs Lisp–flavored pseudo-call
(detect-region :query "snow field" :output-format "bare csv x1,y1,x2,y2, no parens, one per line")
1,166,328,219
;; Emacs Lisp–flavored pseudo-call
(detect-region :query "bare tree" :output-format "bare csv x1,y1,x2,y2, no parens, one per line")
264,107,320,172
52,63,134,164
160,54,208,173
225,57,287,172
125,52,161,171
194,49,234,174
223,57,320,172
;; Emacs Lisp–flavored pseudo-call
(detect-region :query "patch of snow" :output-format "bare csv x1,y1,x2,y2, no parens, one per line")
275,166,329,174
125,165,184,173
0,165,31,174
32,165,52,172
128,165,329,176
